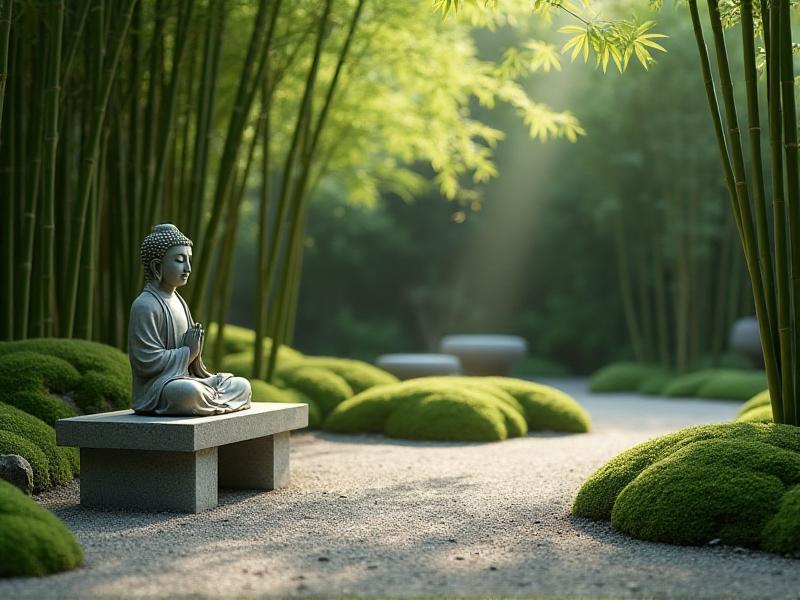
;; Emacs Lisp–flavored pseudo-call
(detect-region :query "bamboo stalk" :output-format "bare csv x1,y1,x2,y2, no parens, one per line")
778,0,799,425
267,0,365,379
188,0,225,240
741,0,778,359
37,0,65,339
253,79,272,379
708,0,782,402
264,0,333,381
192,0,276,315
20,19,47,338
61,0,137,337
147,0,195,224
691,0,783,416
765,0,789,423
0,8,13,340
0,0,12,141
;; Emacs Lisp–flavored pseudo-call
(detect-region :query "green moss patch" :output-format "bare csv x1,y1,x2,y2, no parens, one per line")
325,377,588,442
589,363,668,393
572,422,800,554
250,379,322,428
0,338,131,423
209,324,304,368
484,377,590,433
0,480,83,577
0,403,76,492
298,357,398,394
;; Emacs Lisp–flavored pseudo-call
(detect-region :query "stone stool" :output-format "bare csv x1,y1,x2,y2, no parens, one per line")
439,334,528,376
375,353,462,380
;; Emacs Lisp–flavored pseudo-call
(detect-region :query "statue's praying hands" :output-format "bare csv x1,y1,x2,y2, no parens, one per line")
128,224,251,416
183,323,204,364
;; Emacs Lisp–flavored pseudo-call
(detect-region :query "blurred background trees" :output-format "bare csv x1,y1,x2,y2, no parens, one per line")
0,0,752,378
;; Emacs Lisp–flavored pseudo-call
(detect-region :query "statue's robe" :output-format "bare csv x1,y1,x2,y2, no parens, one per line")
128,282,251,416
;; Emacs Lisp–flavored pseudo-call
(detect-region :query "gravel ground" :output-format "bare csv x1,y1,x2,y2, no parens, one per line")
3,379,799,599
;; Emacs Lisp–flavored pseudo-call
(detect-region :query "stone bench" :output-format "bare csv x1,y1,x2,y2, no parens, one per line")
56,403,308,513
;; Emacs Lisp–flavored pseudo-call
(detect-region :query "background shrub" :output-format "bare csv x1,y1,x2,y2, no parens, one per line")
589,363,669,393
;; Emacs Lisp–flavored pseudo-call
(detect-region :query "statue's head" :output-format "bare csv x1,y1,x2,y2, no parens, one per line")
140,224,193,288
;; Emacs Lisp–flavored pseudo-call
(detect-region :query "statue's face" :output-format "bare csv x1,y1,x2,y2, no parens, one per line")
154,245,192,288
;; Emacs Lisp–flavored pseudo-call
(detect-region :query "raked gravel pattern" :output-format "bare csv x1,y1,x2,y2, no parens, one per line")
2,379,799,599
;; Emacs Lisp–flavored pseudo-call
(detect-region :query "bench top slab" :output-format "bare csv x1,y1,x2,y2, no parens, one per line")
56,403,308,452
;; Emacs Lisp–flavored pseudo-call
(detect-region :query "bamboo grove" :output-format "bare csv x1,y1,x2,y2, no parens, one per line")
683,0,800,426
0,0,579,382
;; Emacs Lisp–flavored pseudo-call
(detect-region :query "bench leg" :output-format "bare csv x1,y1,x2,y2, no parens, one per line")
79,447,218,513
218,431,290,490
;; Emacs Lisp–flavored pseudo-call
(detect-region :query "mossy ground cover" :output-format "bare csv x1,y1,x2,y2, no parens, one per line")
736,390,773,423
572,421,800,555
0,480,83,577
325,376,589,442
0,338,131,424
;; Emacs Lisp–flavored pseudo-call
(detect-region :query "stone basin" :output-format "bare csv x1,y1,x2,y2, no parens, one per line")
375,353,462,380
439,334,528,376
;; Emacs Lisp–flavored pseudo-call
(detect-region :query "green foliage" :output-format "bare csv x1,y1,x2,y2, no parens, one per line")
484,377,591,432
274,365,354,417
0,480,83,577
589,362,669,393
249,380,322,429
438,0,666,73
0,339,131,418
0,403,75,492
325,376,588,441
299,357,399,394
573,422,800,554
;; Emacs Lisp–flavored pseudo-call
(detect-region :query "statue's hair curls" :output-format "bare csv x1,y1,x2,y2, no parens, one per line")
140,224,193,281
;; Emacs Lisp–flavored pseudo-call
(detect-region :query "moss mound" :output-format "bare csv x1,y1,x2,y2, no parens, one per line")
0,480,83,577
572,422,800,554
298,357,398,394
484,377,591,433
324,376,588,442
249,379,322,428
274,365,353,417
695,370,768,402
0,403,76,492
326,378,528,442
208,324,304,367
589,363,668,393
0,338,130,422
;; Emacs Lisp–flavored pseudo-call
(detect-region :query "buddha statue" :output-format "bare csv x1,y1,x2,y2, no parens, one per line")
128,224,252,416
